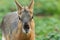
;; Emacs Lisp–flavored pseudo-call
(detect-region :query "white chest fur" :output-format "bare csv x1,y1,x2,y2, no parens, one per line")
2,34,6,40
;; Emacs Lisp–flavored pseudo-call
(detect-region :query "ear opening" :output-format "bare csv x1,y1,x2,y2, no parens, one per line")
15,0,22,10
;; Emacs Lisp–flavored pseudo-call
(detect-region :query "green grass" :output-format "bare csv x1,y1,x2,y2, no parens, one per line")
0,0,60,15
0,14,60,40
0,0,60,40
34,16,60,40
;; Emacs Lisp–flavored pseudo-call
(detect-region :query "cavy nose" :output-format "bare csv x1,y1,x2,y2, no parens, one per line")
23,23,30,33
24,22,29,29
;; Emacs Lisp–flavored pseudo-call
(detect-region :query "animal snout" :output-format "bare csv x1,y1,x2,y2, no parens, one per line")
23,23,30,33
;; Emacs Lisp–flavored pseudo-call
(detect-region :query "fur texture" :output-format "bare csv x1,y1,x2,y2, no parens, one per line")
1,0,35,40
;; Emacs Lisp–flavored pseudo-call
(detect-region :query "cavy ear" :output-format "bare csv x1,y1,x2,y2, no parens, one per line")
28,0,34,11
15,0,22,10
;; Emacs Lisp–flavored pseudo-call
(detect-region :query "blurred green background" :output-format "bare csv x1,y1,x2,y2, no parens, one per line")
0,0,60,40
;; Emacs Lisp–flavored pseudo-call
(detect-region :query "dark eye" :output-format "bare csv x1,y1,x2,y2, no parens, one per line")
18,16,22,21
32,16,33,19
30,16,33,20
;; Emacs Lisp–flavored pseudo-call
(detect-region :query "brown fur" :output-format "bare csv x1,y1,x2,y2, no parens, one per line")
1,0,35,40
13,20,35,40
